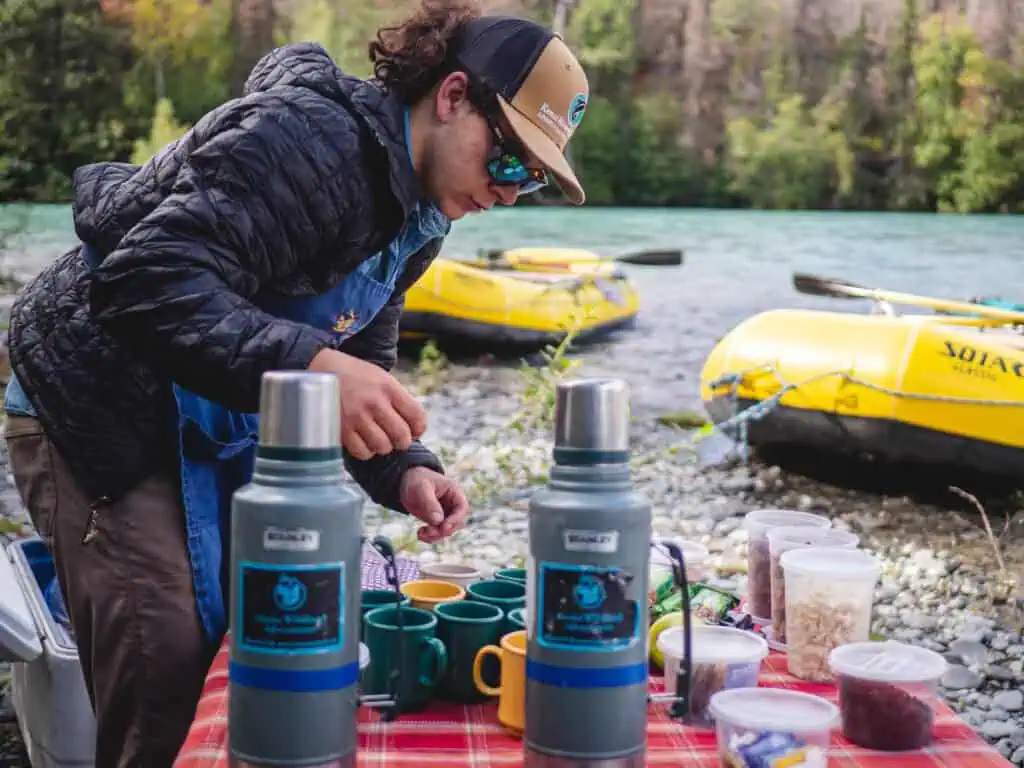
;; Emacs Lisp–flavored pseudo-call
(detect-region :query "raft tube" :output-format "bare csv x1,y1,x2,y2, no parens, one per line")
400,258,639,350
699,308,1024,480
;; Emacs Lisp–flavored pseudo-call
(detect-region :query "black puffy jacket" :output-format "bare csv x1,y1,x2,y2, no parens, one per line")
7,43,445,511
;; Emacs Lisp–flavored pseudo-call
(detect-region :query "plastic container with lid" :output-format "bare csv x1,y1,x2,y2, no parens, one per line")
766,526,860,646
829,640,947,751
657,624,768,727
780,546,881,682
743,509,831,622
649,537,709,593
709,687,839,767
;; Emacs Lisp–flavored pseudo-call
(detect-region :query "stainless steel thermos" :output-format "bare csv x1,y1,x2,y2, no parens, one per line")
229,371,364,767
524,378,652,766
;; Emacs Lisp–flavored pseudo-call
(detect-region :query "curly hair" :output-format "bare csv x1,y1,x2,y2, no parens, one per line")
368,0,487,105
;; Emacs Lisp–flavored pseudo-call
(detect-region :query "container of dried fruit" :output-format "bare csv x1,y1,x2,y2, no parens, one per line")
829,639,947,751
709,687,839,767
766,526,860,646
743,509,832,623
657,624,768,727
779,546,881,682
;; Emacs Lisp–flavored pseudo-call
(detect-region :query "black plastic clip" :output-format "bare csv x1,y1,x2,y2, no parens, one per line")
359,535,406,722
650,540,692,720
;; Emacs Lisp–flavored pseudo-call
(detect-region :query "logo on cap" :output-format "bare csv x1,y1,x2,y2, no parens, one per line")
568,93,587,128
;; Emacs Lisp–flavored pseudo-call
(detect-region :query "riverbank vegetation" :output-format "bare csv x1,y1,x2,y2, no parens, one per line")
1,0,1022,212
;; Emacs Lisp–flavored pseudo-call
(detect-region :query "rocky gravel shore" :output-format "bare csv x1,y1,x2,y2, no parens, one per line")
1,361,1022,765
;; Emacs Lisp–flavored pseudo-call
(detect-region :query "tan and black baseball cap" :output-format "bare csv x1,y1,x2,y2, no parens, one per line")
453,16,590,205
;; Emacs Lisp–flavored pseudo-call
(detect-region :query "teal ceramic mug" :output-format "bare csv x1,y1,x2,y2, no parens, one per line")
506,607,526,632
494,567,527,585
360,589,411,640
434,600,505,702
467,579,526,611
362,605,447,712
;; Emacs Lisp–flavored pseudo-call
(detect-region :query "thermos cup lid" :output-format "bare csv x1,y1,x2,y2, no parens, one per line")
553,377,630,463
258,371,340,449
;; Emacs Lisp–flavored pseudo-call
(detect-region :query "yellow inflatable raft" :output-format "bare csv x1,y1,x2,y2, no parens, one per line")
400,258,640,349
700,308,1024,479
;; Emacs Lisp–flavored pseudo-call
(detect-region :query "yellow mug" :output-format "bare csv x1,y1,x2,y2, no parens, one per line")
473,629,526,735
400,579,465,612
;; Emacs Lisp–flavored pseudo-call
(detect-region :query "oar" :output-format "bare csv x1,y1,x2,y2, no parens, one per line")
478,248,683,268
793,273,1024,325
615,249,683,266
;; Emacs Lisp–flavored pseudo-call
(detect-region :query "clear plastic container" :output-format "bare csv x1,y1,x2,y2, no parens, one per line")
744,509,831,622
709,687,839,767
767,527,860,645
657,624,768,727
780,547,881,682
650,538,709,593
829,640,947,751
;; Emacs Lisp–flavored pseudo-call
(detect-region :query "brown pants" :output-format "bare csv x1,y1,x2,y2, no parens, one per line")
4,415,219,768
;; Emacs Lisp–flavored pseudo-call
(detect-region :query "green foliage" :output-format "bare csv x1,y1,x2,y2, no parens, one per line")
121,0,235,125
1,0,1023,212
911,13,1024,213
725,94,854,210
0,0,143,202
131,99,191,165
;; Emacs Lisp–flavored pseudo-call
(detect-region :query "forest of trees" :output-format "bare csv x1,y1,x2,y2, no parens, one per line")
1,0,1023,212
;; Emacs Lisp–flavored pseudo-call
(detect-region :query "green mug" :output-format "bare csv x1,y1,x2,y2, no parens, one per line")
362,605,447,712
360,589,411,640
467,579,526,611
494,568,527,585
506,607,526,631
434,600,505,702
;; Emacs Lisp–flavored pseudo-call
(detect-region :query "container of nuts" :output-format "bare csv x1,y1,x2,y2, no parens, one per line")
829,640,947,751
779,546,881,682
766,526,860,645
743,509,831,623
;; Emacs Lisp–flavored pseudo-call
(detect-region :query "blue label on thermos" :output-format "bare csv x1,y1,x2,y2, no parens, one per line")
537,562,639,651
238,561,344,654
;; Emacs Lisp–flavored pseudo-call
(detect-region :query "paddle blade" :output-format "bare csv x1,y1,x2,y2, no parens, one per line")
616,249,683,266
792,273,871,298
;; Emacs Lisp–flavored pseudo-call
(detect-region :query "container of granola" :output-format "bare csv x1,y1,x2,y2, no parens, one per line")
829,640,947,751
658,624,768,728
743,509,831,623
766,526,860,645
709,687,838,767
780,546,881,682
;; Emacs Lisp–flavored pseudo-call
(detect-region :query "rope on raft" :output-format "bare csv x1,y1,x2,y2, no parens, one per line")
705,362,1024,462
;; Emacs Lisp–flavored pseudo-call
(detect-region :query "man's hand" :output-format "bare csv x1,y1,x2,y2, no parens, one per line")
308,348,427,460
399,467,470,543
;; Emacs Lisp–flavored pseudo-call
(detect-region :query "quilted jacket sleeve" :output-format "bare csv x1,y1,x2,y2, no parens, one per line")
87,97,353,414
337,238,446,514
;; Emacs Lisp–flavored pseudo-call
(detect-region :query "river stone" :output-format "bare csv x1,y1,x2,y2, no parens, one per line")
993,691,1024,712
949,639,989,666
942,664,985,690
982,721,1022,740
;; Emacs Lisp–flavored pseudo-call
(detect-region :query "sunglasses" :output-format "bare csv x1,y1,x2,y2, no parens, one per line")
485,118,548,196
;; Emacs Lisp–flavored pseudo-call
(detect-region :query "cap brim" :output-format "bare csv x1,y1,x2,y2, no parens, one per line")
497,96,585,205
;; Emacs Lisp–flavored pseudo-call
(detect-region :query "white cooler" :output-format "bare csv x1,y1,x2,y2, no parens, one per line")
0,536,95,767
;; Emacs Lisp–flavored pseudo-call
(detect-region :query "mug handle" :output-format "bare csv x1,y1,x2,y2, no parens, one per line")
419,637,448,688
473,645,503,697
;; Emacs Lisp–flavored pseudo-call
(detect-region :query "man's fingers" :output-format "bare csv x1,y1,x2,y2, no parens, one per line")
356,419,394,456
440,486,470,535
417,526,443,544
345,431,373,461
388,382,428,439
371,401,414,451
409,479,444,526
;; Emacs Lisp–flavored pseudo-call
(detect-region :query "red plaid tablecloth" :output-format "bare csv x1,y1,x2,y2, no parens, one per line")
175,641,1011,767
